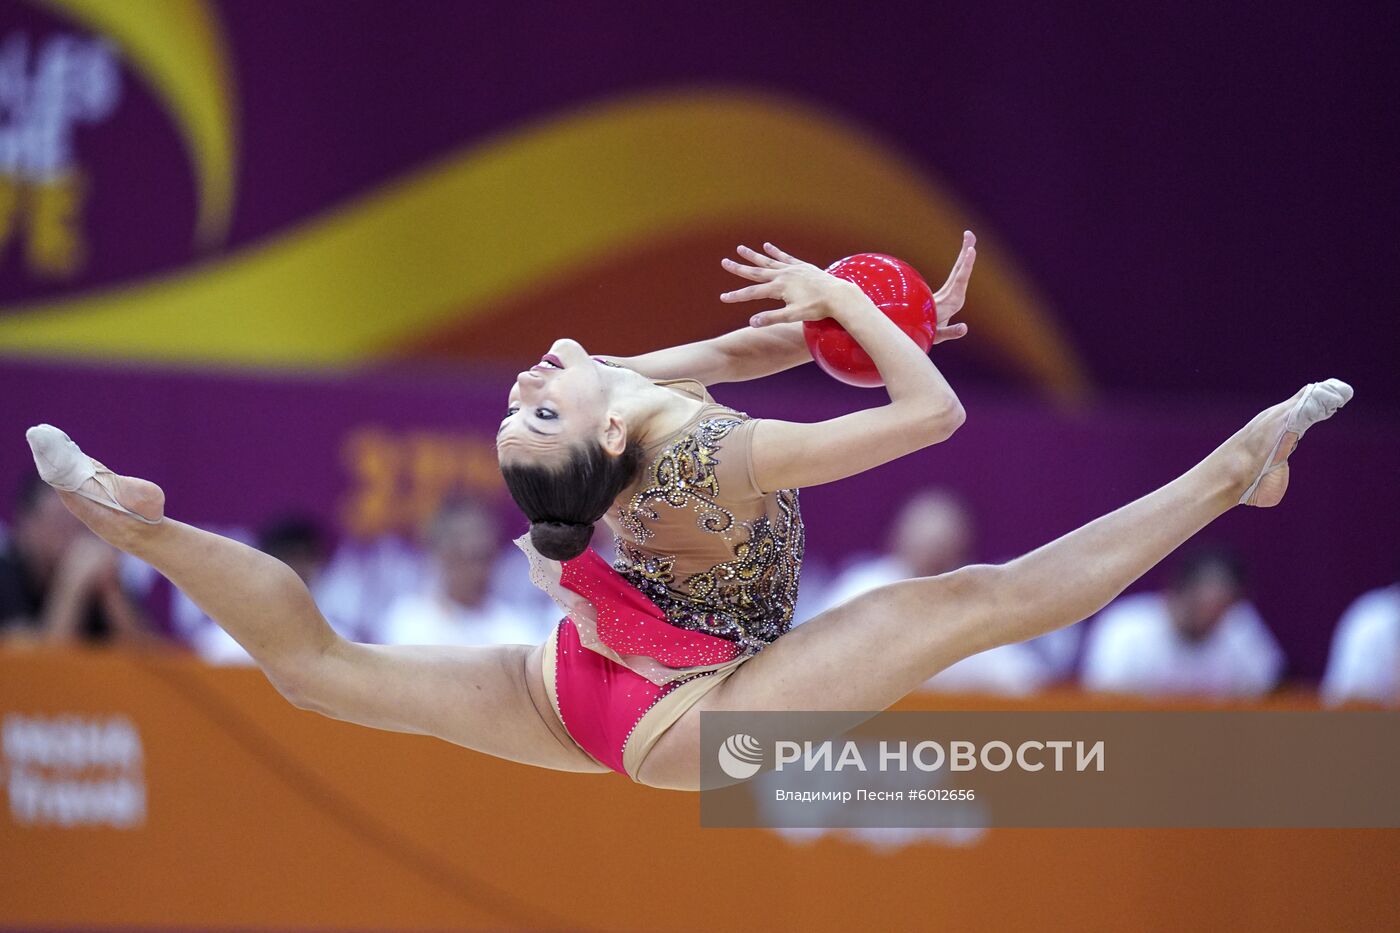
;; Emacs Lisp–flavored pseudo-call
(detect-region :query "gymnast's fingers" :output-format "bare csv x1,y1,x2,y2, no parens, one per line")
955,240,977,290
720,281,781,303
721,257,778,283
946,246,976,311
937,230,976,297
737,244,783,268
748,307,801,327
933,321,969,344
938,248,977,317
762,242,803,265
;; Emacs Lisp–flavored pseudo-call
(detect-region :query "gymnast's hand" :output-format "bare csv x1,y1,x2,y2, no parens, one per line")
719,234,976,343
929,230,976,345
719,243,869,327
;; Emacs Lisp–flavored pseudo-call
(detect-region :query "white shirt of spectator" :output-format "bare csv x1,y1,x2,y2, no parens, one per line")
1080,592,1283,699
377,590,546,648
1321,585,1399,707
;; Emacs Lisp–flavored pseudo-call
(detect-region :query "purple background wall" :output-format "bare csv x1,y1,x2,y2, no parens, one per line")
2,1,1397,677
3,1,1398,403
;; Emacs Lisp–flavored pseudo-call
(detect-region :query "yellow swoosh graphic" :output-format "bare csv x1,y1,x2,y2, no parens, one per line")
0,90,1087,400
39,0,236,245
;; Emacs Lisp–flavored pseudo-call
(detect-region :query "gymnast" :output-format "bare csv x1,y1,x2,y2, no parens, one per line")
25,233,1352,791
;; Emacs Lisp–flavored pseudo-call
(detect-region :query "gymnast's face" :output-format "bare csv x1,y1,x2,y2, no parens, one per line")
495,338,633,466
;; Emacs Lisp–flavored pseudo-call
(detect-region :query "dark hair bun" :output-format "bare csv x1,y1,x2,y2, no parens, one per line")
530,520,594,561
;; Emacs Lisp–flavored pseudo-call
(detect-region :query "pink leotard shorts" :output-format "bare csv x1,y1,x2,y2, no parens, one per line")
539,548,750,781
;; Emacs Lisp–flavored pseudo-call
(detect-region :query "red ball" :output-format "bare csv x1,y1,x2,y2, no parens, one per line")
803,253,937,388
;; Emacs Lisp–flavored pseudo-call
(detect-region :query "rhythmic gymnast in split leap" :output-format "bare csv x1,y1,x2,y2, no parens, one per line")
26,233,1352,790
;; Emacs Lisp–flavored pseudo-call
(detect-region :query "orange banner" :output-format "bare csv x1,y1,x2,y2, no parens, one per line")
2,649,1395,932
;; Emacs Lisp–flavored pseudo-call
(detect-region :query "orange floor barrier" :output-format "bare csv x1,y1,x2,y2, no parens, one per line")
2,648,1396,932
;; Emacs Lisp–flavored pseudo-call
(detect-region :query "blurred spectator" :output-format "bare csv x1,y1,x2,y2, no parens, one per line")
259,516,329,590
372,497,550,647
315,532,426,644
1080,548,1283,699
0,476,157,646
815,488,1058,695
179,514,358,664
1321,582,1399,707
821,488,975,605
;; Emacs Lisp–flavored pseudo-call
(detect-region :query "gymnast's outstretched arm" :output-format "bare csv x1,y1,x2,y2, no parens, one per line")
603,233,975,387
601,320,812,386
721,239,972,490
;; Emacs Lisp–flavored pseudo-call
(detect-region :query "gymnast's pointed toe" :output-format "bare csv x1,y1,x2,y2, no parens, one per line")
25,424,164,525
27,423,91,491
1239,379,1353,508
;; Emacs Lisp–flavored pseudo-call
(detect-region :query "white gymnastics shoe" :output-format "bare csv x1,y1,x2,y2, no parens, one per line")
1239,379,1353,508
26,424,162,525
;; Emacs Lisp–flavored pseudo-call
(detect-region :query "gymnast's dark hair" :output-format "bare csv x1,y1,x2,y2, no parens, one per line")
501,439,645,561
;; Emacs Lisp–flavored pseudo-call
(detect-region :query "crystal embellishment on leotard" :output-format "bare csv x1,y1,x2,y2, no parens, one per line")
618,417,742,544
614,416,804,652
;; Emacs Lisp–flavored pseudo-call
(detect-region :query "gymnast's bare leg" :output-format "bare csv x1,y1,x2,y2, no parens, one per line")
638,381,1349,789
24,431,605,775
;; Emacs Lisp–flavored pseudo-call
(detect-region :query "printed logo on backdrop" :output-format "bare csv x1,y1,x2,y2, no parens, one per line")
341,427,506,537
1,0,236,288
0,30,120,278
2,713,146,828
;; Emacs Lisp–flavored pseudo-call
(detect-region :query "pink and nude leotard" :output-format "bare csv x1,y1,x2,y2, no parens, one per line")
518,378,804,780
